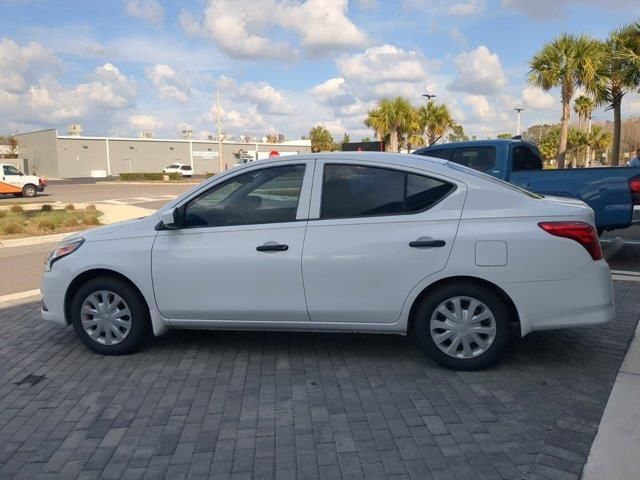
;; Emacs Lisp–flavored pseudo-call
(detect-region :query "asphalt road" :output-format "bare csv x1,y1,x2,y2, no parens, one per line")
0,181,638,297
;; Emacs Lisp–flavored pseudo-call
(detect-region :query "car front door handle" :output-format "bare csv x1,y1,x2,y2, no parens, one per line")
409,238,446,248
256,243,289,252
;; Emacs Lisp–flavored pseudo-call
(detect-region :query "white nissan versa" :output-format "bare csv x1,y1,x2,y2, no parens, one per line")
41,153,614,370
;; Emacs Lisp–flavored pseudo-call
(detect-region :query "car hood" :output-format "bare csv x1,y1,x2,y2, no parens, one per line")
67,214,159,243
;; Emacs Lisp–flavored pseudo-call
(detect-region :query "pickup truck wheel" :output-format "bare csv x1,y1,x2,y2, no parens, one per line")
22,184,37,197
70,276,150,355
414,282,510,371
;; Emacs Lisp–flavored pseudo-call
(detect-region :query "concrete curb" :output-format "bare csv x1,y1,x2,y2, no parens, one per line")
0,289,40,304
582,318,640,479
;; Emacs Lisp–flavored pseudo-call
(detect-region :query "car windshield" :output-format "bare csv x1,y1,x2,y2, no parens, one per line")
446,161,543,199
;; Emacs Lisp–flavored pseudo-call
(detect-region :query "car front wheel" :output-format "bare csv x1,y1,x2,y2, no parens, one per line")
22,184,37,197
70,276,150,355
414,282,511,370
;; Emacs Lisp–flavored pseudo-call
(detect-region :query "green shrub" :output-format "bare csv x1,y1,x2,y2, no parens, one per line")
82,214,100,226
64,204,75,211
63,217,79,227
1,222,24,235
0,211,6,219
37,219,56,231
41,204,53,212
205,172,216,179
10,205,23,214
119,172,183,181
86,204,97,211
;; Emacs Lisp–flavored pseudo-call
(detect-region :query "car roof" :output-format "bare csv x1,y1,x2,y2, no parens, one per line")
417,139,534,151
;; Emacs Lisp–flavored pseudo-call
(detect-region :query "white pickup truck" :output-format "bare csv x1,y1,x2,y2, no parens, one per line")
0,163,46,197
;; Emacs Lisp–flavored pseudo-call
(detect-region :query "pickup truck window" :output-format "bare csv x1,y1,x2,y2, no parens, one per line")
450,147,496,173
424,149,450,160
513,146,543,171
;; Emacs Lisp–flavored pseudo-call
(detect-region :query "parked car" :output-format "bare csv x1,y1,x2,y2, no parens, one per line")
0,163,46,197
162,163,193,177
414,139,640,234
41,153,614,370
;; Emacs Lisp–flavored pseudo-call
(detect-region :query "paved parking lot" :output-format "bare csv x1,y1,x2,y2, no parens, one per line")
0,281,638,479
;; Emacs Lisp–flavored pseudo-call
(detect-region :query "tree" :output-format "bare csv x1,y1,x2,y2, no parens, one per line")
417,102,455,146
573,95,595,129
361,136,371,142
447,124,469,142
529,33,607,168
497,133,512,139
365,97,414,152
341,133,351,144
587,124,612,166
265,134,278,143
596,22,640,165
309,126,334,152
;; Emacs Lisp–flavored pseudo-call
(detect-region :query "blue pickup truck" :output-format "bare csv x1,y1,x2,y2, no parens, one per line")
414,139,640,234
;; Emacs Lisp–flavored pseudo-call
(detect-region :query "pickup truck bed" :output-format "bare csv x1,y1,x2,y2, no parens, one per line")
414,139,640,233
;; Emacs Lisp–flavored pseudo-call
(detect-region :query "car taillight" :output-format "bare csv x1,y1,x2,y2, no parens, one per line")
538,221,602,261
629,177,640,206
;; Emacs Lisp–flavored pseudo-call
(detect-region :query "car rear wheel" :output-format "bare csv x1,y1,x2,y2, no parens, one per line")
22,184,37,197
414,282,511,370
70,276,150,355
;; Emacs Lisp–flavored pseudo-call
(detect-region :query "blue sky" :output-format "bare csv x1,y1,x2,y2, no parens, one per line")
1,0,639,141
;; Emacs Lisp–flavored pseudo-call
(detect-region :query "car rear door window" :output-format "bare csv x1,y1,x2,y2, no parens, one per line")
320,164,454,219
450,147,496,172
184,164,305,227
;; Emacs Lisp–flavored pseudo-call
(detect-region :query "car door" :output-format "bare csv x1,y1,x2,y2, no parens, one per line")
152,160,313,322
2,165,23,187
302,160,466,324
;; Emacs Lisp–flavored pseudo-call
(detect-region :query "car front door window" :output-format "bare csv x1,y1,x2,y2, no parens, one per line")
184,164,306,227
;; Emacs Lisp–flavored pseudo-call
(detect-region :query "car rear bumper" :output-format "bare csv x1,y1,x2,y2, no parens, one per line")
505,260,615,335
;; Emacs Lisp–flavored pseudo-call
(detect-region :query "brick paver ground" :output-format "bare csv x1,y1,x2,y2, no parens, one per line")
0,281,638,480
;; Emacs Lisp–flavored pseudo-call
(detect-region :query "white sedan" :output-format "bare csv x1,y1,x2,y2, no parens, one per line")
162,163,193,177
41,153,614,370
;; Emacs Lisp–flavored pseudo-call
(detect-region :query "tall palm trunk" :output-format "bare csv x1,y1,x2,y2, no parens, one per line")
611,93,622,166
387,130,399,153
557,101,570,169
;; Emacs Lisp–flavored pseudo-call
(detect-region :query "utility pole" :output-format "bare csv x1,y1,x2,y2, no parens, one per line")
216,90,223,173
422,91,436,146
514,108,524,136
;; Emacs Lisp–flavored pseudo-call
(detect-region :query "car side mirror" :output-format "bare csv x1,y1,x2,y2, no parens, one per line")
159,207,182,229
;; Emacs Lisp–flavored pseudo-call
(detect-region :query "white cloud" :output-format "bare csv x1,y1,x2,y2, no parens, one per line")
178,9,208,38
146,64,191,103
200,103,271,133
217,76,293,115
447,27,467,45
124,0,164,24
521,86,556,110
311,77,356,106
448,46,507,95
447,0,486,15
357,0,378,8
185,0,367,59
129,114,163,132
0,38,60,93
464,95,494,121
337,44,429,85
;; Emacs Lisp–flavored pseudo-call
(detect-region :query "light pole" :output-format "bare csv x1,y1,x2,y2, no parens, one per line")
514,108,524,136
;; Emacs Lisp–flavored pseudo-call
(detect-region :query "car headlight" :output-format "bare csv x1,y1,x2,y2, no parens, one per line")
44,238,84,271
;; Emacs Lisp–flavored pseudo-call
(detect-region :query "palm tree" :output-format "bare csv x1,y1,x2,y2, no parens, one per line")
587,125,612,166
573,95,594,129
529,33,607,168
417,102,455,146
309,126,334,152
596,22,640,165
365,97,414,152
405,106,425,152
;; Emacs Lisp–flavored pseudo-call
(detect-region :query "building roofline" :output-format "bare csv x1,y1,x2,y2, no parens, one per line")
14,128,58,137
56,135,309,147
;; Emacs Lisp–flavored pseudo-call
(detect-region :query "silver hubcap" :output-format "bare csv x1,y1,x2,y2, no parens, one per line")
430,296,497,359
80,290,132,345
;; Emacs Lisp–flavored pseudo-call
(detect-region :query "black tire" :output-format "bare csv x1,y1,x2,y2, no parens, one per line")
22,184,37,197
413,282,511,371
70,276,150,355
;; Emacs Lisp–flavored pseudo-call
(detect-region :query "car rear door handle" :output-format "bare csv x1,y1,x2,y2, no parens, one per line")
256,243,289,252
409,238,446,248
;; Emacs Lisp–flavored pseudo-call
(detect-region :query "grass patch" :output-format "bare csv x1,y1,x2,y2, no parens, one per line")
119,172,182,181
0,207,103,239
10,205,23,214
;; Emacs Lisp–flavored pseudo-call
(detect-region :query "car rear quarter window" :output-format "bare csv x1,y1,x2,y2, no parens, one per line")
320,164,455,219
450,146,496,173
